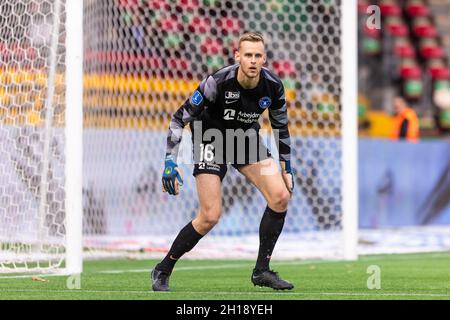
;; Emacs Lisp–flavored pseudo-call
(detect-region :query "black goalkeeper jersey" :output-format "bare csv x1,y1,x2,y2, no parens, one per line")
166,64,291,164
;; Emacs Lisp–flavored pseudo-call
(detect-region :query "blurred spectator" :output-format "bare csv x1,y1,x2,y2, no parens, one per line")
391,96,420,141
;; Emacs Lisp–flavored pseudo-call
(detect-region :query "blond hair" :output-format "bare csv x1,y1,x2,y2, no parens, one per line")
238,32,265,49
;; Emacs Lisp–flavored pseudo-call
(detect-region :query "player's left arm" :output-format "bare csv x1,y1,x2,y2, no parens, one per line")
268,82,294,194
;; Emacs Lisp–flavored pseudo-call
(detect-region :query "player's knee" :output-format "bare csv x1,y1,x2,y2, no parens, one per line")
199,207,221,228
268,189,290,212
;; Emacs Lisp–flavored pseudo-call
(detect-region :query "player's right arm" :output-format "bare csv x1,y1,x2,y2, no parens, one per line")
162,76,217,195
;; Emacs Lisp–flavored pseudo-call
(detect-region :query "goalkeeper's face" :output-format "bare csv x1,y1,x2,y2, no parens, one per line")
235,41,266,79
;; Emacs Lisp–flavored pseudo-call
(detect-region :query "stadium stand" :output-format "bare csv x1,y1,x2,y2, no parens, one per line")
358,0,450,137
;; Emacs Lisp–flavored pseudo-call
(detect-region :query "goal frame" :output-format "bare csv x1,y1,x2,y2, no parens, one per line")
64,0,83,275
341,0,358,261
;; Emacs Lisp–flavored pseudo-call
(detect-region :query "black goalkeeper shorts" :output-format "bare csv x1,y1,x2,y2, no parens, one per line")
192,145,272,182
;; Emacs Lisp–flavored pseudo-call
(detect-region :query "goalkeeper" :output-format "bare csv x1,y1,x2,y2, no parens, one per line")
152,32,294,292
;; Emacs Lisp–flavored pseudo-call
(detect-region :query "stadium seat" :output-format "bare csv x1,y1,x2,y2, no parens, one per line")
427,59,450,79
399,59,422,78
363,37,382,56
216,17,243,35
177,0,200,12
413,17,438,37
406,0,430,17
118,0,140,8
158,15,182,32
419,38,445,59
386,17,409,37
146,0,170,11
206,55,225,70
163,34,183,49
379,0,402,16
272,60,296,78
200,38,224,55
394,38,416,58
433,80,450,109
188,16,211,34
403,78,423,99
439,109,450,128
167,58,189,71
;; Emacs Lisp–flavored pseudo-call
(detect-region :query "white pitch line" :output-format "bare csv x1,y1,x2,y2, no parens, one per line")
0,289,449,298
98,260,331,275
0,273,70,279
0,261,307,279
99,264,251,274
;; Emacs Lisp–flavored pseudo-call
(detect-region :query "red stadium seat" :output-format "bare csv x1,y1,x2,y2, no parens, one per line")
188,17,211,34
167,57,189,70
272,60,296,78
427,60,450,79
400,66,422,79
200,38,224,55
216,17,243,34
429,67,450,79
406,1,429,17
379,0,402,16
394,39,416,58
118,0,140,8
387,23,409,37
178,0,200,11
386,17,409,37
400,59,422,79
146,0,170,11
414,25,438,37
158,16,182,32
420,39,445,59
413,18,438,37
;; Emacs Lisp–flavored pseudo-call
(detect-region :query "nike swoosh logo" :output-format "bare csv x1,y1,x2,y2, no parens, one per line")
225,100,238,104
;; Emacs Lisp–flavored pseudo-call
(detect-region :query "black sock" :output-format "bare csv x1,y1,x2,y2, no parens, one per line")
156,221,204,274
255,206,287,272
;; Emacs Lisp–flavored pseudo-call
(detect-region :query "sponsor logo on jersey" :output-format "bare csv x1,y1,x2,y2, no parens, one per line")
259,96,272,109
225,100,238,104
236,111,260,124
225,91,240,99
191,90,203,106
223,109,236,120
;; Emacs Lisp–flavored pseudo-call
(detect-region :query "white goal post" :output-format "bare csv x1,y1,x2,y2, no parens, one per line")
0,0,357,274
0,0,82,274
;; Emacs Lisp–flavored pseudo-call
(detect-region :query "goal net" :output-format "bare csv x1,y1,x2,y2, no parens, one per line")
0,0,82,274
0,0,357,273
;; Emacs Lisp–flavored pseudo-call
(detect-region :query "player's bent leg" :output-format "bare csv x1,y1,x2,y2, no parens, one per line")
238,158,294,290
192,173,223,235
151,173,222,292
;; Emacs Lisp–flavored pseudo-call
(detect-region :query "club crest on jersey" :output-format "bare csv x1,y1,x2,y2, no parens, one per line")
191,90,203,106
259,97,272,109
225,91,240,99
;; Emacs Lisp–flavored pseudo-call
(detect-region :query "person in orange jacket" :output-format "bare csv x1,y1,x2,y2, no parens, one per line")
391,96,420,142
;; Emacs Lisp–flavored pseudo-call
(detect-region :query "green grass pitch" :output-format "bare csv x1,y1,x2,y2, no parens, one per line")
1,251,449,300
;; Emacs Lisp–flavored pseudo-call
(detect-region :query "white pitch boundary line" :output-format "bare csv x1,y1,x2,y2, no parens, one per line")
0,289,450,298
99,260,328,274
0,260,327,278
